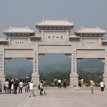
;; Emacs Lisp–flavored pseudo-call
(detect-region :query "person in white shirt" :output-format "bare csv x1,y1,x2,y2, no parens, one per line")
58,79,61,88
5,79,9,94
100,81,105,92
54,78,57,86
29,81,35,97
10,79,14,94
19,81,23,93
81,79,84,87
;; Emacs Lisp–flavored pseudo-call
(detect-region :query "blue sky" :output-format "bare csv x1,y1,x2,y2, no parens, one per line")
0,0,107,36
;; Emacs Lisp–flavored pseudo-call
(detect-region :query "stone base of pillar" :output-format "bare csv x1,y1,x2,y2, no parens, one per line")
103,74,107,87
70,73,78,87
32,72,39,86
0,72,5,84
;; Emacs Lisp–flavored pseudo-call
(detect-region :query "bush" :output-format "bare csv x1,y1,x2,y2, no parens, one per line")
45,82,55,87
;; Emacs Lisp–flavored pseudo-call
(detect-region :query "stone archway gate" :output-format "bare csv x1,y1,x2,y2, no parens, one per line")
0,19,107,87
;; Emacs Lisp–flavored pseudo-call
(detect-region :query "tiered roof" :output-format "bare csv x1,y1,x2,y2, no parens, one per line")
0,38,8,44
75,27,106,34
3,26,34,33
0,38,7,41
36,19,74,26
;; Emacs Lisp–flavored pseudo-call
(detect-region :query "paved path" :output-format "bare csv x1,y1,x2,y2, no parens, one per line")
0,87,107,107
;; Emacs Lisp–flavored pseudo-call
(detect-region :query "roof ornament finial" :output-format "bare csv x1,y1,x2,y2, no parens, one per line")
42,18,45,22
25,26,29,29
80,26,83,29
96,26,99,29
9,26,13,29
64,17,67,21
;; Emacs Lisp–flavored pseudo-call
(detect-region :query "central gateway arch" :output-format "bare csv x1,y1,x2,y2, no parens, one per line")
0,19,107,87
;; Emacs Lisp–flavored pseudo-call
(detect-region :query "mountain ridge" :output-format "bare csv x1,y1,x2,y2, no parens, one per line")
5,56,104,79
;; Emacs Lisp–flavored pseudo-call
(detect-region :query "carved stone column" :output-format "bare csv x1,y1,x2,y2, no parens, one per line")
32,48,39,85
70,49,78,87
103,49,107,87
0,46,5,84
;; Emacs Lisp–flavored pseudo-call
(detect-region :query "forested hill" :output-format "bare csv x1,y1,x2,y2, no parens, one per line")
5,57,104,79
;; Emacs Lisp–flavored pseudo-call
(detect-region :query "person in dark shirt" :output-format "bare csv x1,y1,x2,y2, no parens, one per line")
0,81,2,94
9,80,12,94
14,80,18,94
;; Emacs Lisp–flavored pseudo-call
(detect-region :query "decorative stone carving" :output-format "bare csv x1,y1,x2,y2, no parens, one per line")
0,46,5,84
70,49,78,87
103,49,107,87
32,49,39,85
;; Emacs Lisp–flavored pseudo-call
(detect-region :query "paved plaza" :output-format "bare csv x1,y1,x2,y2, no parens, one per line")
0,87,107,107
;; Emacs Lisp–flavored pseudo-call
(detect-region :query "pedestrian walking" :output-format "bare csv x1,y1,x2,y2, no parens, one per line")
38,81,44,95
57,79,61,88
100,81,105,92
5,79,9,94
54,78,57,86
9,80,12,94
14,80,18,94
81,79,84,87
19,80,23,93
63,79,68,88
0,81,2,94
29,81,35,97
10,79,14,94
90,80,95,94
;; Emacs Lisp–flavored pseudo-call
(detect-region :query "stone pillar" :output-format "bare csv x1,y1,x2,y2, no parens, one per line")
0,46,5,84
70,49,78,87
32,49,39,86
103,49,107,87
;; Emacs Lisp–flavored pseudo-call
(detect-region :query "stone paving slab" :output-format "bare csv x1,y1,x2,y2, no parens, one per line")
0,87,107,107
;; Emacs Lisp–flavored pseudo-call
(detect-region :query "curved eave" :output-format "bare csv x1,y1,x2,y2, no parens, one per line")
102,40,107,42
36,24,74,27
3,32,35,37
3,31,35,34
69,36,80,38
102,40,107,45
30,36,42,41
3,27,35,34
36,20,74,27
30,35,41,38
36,25,74,28
0,40,8,44
75,32,106,34
0,40,8,42
101,40,107,43
36,20,74,30
36,25,74,31
75,28,106,35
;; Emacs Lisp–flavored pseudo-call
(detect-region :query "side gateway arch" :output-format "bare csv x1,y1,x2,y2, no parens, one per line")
0,19,107,87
